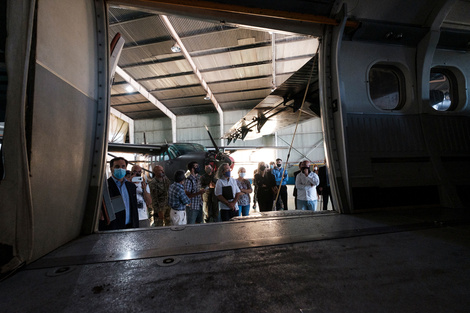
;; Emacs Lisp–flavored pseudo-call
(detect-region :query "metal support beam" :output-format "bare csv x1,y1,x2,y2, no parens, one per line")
271,32,276,91
115,66,177,142
160,14,224,144
160,15,223,115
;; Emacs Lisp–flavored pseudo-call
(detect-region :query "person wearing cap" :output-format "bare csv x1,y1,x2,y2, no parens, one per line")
168,170,191,225
295,160,320,211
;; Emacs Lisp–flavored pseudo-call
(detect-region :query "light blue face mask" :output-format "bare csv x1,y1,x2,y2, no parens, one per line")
240,172,246,178
114,168,127,180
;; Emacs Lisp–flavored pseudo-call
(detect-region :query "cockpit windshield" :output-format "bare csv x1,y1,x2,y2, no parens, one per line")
172,143,206,155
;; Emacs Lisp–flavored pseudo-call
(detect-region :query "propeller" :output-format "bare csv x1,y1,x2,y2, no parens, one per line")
205,125,220,153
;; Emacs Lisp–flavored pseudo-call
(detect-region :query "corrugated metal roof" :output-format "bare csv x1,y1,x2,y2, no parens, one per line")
109,5,319,119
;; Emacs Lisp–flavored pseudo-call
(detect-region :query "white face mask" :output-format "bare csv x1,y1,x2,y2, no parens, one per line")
240,172,246,178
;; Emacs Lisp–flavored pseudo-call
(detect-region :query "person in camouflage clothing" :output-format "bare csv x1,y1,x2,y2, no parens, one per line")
149,165,171,226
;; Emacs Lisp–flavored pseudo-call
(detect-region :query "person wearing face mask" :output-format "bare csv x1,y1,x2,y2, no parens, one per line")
130,165,152,228
254,161,276,212
215,163,242,221
272,158,289,211
99,157,139,230
236,167,252,216
168,170,191,225
184,161,206,224
149,165,171,226
268,161,276,173
295,160,320,211
201,164,219,223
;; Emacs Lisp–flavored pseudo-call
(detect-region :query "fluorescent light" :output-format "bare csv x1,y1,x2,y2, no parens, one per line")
171,43,181,53
125,85,134,93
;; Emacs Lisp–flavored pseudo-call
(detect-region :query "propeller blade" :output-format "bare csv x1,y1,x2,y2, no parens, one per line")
205,125,219,152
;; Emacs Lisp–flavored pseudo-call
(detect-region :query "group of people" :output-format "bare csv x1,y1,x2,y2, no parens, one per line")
252,158,332,213
99,157,254,230
99,156,332,231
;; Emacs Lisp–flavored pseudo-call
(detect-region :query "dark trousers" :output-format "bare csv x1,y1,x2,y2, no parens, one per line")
275,185,288,210
220,209,238,221
322,186,332,210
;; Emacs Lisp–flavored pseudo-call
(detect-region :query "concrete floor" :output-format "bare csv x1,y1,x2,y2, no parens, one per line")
1,207,469,312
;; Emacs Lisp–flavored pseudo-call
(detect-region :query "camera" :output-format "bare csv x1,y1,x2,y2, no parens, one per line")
132,176,143,183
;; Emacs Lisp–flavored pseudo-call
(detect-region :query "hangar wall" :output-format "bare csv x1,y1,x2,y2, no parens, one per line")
132,110,324,165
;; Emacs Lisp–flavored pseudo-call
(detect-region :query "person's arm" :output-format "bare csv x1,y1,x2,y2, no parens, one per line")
296,172,311,189
180,187,191,205
282,169,288,184
231,181,242,209
273,169,282,184
214,181,229,206
148,181,159,207
184,178,205,198
306,172,320,187
232,192,243,209
216,194,231,207
240,180,252,194
142,183,152,207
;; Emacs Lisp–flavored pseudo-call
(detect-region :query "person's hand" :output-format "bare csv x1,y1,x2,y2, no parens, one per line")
228,201,236,210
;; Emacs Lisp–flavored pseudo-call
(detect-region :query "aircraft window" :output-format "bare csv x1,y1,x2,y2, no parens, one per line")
168,146,179,158
173,143,205,155
369,65,404,110
168,147,178,159
162,151,170,161
430,70,456,111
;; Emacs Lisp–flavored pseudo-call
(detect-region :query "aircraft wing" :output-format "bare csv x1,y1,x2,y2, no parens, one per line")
214,146,290,153
108,142,166,155
223,55,320,143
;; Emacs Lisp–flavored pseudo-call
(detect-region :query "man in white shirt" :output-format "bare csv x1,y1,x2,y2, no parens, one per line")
130,165,152,227
215,163,242,221
295,160,320,211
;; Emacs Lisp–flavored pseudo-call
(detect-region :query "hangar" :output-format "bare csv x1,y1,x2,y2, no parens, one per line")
107,4,325,172
1,1,470,312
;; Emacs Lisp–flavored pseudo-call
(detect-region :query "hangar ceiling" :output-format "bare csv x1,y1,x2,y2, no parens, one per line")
108,5,318,121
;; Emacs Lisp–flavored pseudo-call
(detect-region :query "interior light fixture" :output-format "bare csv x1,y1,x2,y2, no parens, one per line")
170,43,181,53
204,94,211,100
125,85,134,93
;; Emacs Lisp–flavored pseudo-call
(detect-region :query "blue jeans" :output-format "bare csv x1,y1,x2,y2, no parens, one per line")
238,205,250,216
186,208,203,224
296,199,317,211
